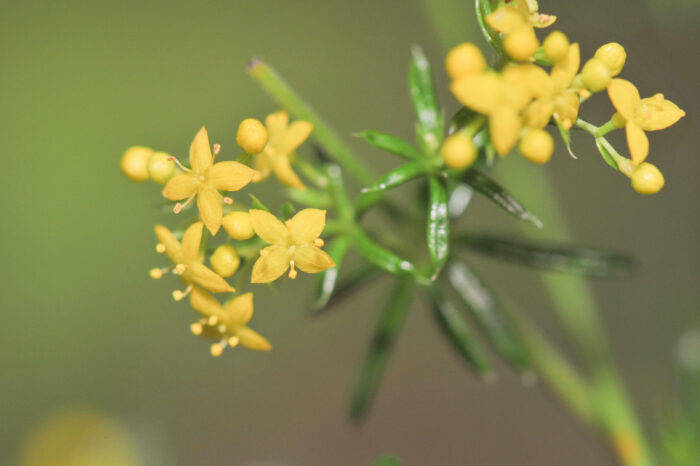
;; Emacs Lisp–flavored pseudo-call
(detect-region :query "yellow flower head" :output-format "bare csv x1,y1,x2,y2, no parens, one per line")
152,221,235,299
189,287,271,356
162,127,257,235
486,0,556,33
249,208,335,283
607,79,686,164
254,111,313,191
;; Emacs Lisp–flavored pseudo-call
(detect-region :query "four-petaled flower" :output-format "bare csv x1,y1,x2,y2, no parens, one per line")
249,208,335,283
154,222,235,299
162,127,257,235
189,287,271,356
607,79,686,164
254,111,313,191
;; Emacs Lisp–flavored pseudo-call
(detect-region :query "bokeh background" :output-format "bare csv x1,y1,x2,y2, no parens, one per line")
1,0,698,464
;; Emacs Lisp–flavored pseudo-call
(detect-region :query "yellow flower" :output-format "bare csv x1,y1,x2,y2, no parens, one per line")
254,111,313,190
607,79,686,164
189,287,271,356
152,221,235,299
249,208,335,283
510,0,557,28
162,127,257,235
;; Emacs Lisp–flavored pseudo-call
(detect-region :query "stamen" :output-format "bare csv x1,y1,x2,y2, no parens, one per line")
288,261,298,279
208,315,219,326
314,238,325,247
259,249,269,257
168,156,191,173
223,196,233,205
149,268,164,279
228,336,240,348
251,171,262,182
155,243,166,253
173,194,196,214
218,324,227,333
210,339,228,357
190,320,204,335
172,284,193,301
173,263,187,275
213,144,221,156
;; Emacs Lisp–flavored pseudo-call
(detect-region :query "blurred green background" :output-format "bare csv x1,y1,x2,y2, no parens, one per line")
1,0,698,464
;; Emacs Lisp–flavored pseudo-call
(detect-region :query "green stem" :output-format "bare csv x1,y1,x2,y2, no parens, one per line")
576,119,632,172
248,59,374,185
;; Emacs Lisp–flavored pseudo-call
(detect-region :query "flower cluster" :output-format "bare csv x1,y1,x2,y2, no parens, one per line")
442,0,685,194
120,112,335,356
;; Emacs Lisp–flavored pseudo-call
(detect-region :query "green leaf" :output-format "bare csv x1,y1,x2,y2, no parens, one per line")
556,120,577,159
427,176,450,277
409,46,444,154
677,331,700,434
595,138,620,170
457,233,636,278
350,280,413,420
461,169,542,227
312,236,351,311
325,164,355,221
428,284,491,374
248,193,270,212
356,130,424,161
279,201,296,220
311,264,378,315
447,262,530,369
353,231,426,283
449,107,480,134
285,187,332,208
356,162,428,214
475,0,502,53
372,456,402,466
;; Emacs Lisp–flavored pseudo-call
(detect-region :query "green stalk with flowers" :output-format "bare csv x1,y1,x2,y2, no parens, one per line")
119,1,697,464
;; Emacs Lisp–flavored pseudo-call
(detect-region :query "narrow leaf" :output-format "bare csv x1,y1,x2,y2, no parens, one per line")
248,193,270,212
427,177,450,277
556,120,577,159
312,236,351,311
461,170,542,227
279,201,296,220
356,130,424,161
596,138,620,170
353,231,426,283
350,280,413,420
409,46,443,154
311,264,379,316
428,284,491,374
448,262,530,369
458,233,636,277
449,107,480,135
285,187,331,208
356,162,427,214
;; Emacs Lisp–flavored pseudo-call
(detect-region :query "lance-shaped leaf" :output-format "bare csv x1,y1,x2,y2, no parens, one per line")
356,130,424,161
595,138,620,170
556,120,577,159
248,193,270,212
457,233,636,278
428,284,491,374
356,162,428,214
449,107,480,135
409,46,444,155
349,280,413,420
461,170,542,227
447,261,530,369
353,231,426,283
285,187,332,208
312,236,351,311
279,201,296,220
427,176,450,277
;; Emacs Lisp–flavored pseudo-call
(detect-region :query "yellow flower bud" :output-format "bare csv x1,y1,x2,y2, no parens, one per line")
504,27,539,61
594,42,626,77
519,129,554,164
581,58,612,92
440,133,477,169
236,118,269,154
543,31,569,63
120,146,153,182
445,43,486,80
222,211,255,240
147,151,176,184
210,244,241,278
630,163,664,195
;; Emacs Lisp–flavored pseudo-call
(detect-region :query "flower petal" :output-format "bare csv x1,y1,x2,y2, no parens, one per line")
286,209,326,244
486,7,527,34
265,110,289,135
251,245,290,283
293,244,335,274
253,153,272,182
236,326,272,351
209,161,256,191
551,43,580,90
181,222,204,262
187,262,235,293
250,209,290,245
626,122,649,165
162,174,196,200
607,79,640,121
154,225,183,263
222,292,253,325
278,121,313,154
272,154,306,190
190,127,213,173
489,107,522,156
189,286,223,317
637,97,686,131
197,188,222,235
450,73,501,115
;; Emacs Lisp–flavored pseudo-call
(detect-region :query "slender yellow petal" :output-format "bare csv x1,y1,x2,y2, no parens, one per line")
223,293,254,325
523,100,554,130
251,245,290,283
551,43,580,91
237,326,272,351
208,161,256,191
162,174,196,200
286,209,326,244
189,286,223,317
503,65,548,105
197,188,223,235
253,153,272,181
450,73,501,115
154,225,182,263
181,222,204,262
265,110,289,136
553,91,580,128
636,97,686,131
626,122,649,165
186,262,235,293
190,127,213,173
293,244,335,274
272,154,306,190
250,209,290,245
490,107,522,156
278,121,313,154
607,79,640,121
486,7,527,34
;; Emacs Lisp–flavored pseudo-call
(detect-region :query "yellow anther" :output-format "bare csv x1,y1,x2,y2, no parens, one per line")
314,238,325,247
228,336,240,348
155,243,166,253
174,264,186,275
288,266,298,280
172,290,185,301
149,268,163,279
210,343,224,357
190,322,203,335
207,315,219,326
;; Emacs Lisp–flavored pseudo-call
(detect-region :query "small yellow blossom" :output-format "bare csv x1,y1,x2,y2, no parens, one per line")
162,127,257,235
222,211,255,240
508,0,557,28
630,162,664,195
120,146,153,182
607,79,686,164
189,287,271,356
236,118,269,154
210,244,240,278
486,1,555,61
594,43,626,77
147,151,176,185
543,31,569,63
581,57,612,93
152,221,235,299
254,111,312,190
249,208,335,283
